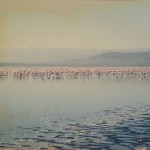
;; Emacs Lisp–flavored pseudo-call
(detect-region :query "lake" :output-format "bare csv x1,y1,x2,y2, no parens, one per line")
0,67,150,150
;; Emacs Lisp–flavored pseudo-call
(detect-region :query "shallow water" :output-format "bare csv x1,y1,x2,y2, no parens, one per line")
0,74,150,150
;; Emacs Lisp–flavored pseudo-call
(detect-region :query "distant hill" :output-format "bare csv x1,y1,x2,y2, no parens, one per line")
1,49,150,67
61,51,150,67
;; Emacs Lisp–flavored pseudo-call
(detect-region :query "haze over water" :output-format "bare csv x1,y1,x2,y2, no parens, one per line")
1,0,150,63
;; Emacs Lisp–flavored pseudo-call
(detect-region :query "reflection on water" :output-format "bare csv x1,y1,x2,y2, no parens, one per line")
0,67,150,150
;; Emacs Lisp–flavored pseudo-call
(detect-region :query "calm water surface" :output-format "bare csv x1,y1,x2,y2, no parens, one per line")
0,76,150,150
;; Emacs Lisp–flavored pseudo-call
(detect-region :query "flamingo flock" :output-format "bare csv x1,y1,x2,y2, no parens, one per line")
0,67,150,80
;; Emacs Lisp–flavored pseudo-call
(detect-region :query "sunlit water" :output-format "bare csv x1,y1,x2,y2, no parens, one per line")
0,75,150,150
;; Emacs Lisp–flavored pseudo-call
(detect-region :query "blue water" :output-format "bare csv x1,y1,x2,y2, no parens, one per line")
0,76,150,150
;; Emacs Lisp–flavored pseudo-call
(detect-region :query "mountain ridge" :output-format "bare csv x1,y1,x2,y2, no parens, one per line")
1,50,150,67
61,51,150,67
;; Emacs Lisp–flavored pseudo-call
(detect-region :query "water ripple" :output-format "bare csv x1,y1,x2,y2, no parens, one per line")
0,104,149,150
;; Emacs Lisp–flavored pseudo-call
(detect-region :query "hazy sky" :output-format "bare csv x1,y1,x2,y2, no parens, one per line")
0,0,150,63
